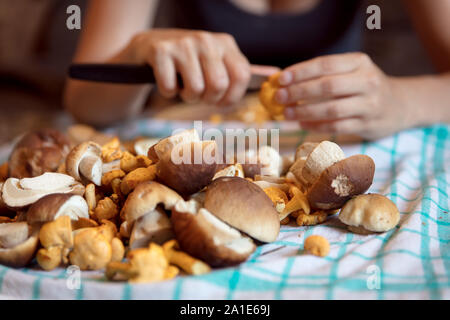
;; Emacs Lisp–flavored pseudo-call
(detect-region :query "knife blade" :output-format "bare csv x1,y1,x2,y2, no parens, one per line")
68,63,276,91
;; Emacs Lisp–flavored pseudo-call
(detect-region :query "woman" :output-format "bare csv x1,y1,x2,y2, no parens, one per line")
64,0,450,140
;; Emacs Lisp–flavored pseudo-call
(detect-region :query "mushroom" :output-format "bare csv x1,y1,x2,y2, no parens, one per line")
134,138,160,156
240,146,283,178
294,142,318,161
121,181,182,225
8,128,70,179
66,141,103,186
339,194,400,234
2,174,85,210
0,223,39,267
129,207,174,249
171,199,256,267
204,177,280,243
27,193,89,224
306,155,375,210
156,140,219,196
212,164,244,180
150,128,200,162
69,227,112,270
301,141,346,186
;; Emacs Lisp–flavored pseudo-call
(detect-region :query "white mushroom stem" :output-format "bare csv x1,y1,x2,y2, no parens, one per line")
79,156,102,186
0,222,29,249
129,208,174,249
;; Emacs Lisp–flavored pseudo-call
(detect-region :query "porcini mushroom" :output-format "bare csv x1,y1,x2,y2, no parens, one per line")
204,177,280,243
2,173,85,210
0,223,39,267
339,194,400,234
27,193,89,224
66,141,103,186
121,181,182,225
129,207,174,249
8,129,70,179
172,199,256,267
306,155,375,210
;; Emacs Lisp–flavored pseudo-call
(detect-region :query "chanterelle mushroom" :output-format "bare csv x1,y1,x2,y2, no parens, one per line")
339,194,400,234
66,141,103,186
2,173,85,210
69,227,112,270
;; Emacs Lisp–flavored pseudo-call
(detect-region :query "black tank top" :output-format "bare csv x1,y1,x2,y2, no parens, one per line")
173,0,364,68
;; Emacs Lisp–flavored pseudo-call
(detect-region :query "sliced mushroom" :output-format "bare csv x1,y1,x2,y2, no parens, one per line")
0,226,39,267
172,199,256,267
204,177,280,243
151,128,200,161
27,193,89,224
134,138,160,156
212,164,244,180
121,181,182,225
19,172,75,191
306,155,375,210
129,207,174,249
66,141,103,186
240,146,283,178
0,222,30,248
2,174,85,210
294,142,319,161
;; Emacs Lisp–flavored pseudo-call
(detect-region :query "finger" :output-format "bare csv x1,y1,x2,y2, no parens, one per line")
200,54,229,103
173,39,205,103
151,51,178,99
275,73,367,104
218,54,251,106
278,52,370,86
300,118,364,135
284,97,369,121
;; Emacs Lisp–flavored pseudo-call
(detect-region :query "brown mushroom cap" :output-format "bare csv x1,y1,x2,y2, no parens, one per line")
0,222,30,249
294,142,319,161
339,194,400,233
2,175,85,210
306,155,375,210
204,177,280,243
27,193,89,224
66,141,103,185
0,227,39,268
122,181,183,224
172,200,256,267
8,129,70,179
156,141,219,196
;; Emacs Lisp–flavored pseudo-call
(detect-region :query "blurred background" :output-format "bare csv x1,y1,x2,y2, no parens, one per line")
0,0,436,145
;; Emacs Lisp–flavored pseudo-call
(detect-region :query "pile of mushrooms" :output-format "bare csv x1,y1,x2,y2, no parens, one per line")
0,125,399,282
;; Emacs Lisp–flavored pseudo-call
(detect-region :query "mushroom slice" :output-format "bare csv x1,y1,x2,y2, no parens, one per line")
204,177,280,243
19,172,75,191
339,194,400,234
134,138,160,156
66,141,103,186
302,141,345,186
240,146,283,178
0,226,39,267
172,200,255,267
152,128,200,161
0,222,30,248
27,193,89,224
129,207,174,249
122,181,183,224
294,142,319,161
307,155,375,210
2,175,85,210
212,164,244,180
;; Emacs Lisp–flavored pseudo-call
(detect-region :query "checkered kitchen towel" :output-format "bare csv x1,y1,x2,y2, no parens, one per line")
0,123,449,300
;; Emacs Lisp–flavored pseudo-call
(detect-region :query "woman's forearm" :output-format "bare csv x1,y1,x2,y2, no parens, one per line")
390,73,450,128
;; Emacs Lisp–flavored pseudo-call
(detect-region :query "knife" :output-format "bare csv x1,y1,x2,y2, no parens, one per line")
68,63,277,91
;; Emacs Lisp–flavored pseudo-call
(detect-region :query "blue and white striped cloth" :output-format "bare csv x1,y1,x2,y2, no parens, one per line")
0,122,448,300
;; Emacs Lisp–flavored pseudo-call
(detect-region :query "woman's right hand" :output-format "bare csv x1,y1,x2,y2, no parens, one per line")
123,29,251,105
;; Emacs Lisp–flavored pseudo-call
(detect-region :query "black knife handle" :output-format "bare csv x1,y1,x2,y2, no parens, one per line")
68,64,157,84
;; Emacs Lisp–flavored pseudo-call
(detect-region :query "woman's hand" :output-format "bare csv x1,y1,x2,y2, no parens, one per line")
275,52,417,140
123,29,251,105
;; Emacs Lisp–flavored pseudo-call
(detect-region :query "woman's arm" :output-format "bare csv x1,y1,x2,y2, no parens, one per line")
64,0,158,127
277,1,450,140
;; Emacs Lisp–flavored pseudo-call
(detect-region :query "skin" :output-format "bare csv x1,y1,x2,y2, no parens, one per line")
65,0,450,140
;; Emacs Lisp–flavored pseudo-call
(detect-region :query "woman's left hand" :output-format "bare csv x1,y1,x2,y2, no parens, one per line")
275,52,415,140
